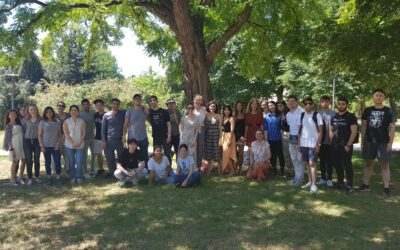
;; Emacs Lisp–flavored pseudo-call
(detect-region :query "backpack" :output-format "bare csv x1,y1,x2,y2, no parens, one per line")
299,111,326,142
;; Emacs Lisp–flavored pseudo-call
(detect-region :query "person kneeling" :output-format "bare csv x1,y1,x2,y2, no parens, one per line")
175,144,200,188
148,145,175,184
114,138,148,187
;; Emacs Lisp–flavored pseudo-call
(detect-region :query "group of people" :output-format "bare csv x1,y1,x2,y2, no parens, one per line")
2,89,396,196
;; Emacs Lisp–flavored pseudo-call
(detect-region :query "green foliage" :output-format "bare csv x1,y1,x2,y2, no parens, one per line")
18,51,44,84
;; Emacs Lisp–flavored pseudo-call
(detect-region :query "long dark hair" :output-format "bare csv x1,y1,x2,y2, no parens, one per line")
42,106,56,121
222,104,233,118
234,101,244,117
4,109,21,127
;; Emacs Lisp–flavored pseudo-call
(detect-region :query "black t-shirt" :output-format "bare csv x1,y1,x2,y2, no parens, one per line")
331,111,357,145
118,148,145,170
94,112,104,140
362,106,396,144
149,108,170,139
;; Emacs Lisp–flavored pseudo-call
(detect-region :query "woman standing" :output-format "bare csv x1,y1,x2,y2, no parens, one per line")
234,101,246,172
277,100,293,177
63,105,86,184
247,130,271,182
244,99,263,147
204,101,222,175
264,101,285,176
180,103,200,163
221,105,236,176
148,145,175,184
22,103,42,185
3,110,25,186
38,106,62,185
194,95,207,170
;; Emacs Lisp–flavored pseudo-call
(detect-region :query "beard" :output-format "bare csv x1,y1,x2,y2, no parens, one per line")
338,107,347,112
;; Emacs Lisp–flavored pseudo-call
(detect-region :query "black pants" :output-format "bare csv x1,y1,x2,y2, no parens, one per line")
23,138,41,179
269,140,285,175
331,144,353,186
171,135,180,159
318,144,333,180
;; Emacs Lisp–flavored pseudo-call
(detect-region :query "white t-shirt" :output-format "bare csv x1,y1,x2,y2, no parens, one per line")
286,106,303,136
148,156,170,179
298,112,323,148
177,155,196,175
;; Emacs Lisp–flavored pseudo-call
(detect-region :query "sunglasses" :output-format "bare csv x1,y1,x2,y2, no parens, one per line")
304,102,313,106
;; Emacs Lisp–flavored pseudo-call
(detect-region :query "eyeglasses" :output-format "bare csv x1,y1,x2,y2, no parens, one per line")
304,102,313,106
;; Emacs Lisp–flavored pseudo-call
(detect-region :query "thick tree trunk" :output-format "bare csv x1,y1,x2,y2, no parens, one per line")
275,86,284,101
172,0,212,104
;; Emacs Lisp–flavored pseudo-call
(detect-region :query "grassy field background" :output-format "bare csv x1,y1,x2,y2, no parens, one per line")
0,151,399,249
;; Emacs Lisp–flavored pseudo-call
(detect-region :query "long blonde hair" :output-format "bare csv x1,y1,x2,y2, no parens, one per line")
25,103,42,120
246,98,260,114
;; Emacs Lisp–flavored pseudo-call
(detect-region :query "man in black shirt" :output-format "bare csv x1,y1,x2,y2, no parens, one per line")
359,89,396,197
114,138,147,187
148,95,172,162
93,99,106,176
330,97,358,193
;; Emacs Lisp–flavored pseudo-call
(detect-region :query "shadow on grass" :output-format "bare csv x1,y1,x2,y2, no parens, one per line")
0,154,399,249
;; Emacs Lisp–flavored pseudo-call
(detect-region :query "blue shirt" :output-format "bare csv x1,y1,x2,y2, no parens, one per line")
263,113,282,141
177,155,196,175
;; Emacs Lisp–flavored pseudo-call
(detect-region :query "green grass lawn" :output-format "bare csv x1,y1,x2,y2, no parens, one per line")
0,153,399,249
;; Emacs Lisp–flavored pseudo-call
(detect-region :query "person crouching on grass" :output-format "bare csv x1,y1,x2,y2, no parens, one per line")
175,144,201,188
114,138,148,187
148,145,175,184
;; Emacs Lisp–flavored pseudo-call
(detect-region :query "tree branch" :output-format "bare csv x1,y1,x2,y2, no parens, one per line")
206,4,252,66
0,0,47,14
201,0,214,6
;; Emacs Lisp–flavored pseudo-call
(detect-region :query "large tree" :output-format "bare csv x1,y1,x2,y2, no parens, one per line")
0,0,325,103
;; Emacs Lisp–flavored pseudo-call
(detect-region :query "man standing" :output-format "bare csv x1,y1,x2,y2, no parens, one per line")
93,99,106,176
359,89,396,197
80,98,95,178
123,94,149,163
166,98,181,160
148,96,172,162
298,97,323,194
102,98,126,178
330,97,358,193
114,138,148,187
316,96,335,188
286,95,304,186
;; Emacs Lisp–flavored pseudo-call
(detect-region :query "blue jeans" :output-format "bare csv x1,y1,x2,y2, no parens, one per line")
174,172,200,187
23,138,41,179
44,147,61,175
65,147,84,179
154,171,175,184
137,138,149,163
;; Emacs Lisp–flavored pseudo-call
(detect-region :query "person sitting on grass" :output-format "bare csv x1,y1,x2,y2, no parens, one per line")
114,138,148,187
247,129,271,182
174,144,200,188
148,145,175,184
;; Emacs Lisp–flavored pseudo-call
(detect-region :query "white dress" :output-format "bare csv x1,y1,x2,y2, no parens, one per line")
180,115,200,163
9,125,25,161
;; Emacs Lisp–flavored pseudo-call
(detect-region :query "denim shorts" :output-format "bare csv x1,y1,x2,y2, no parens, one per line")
300,147,317,162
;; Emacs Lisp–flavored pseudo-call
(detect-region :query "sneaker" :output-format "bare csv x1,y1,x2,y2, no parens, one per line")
383,188,391,197
27,179,33,185
70,178,76,184
10,181,20,187
346,185,353,194
358,184,370,192
34,177,42,183
17,178,25,185
83,173,91,179
326,180,334,188
310,185,318,194
77,179,83,184
301,182,312,189
316,179,326,186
